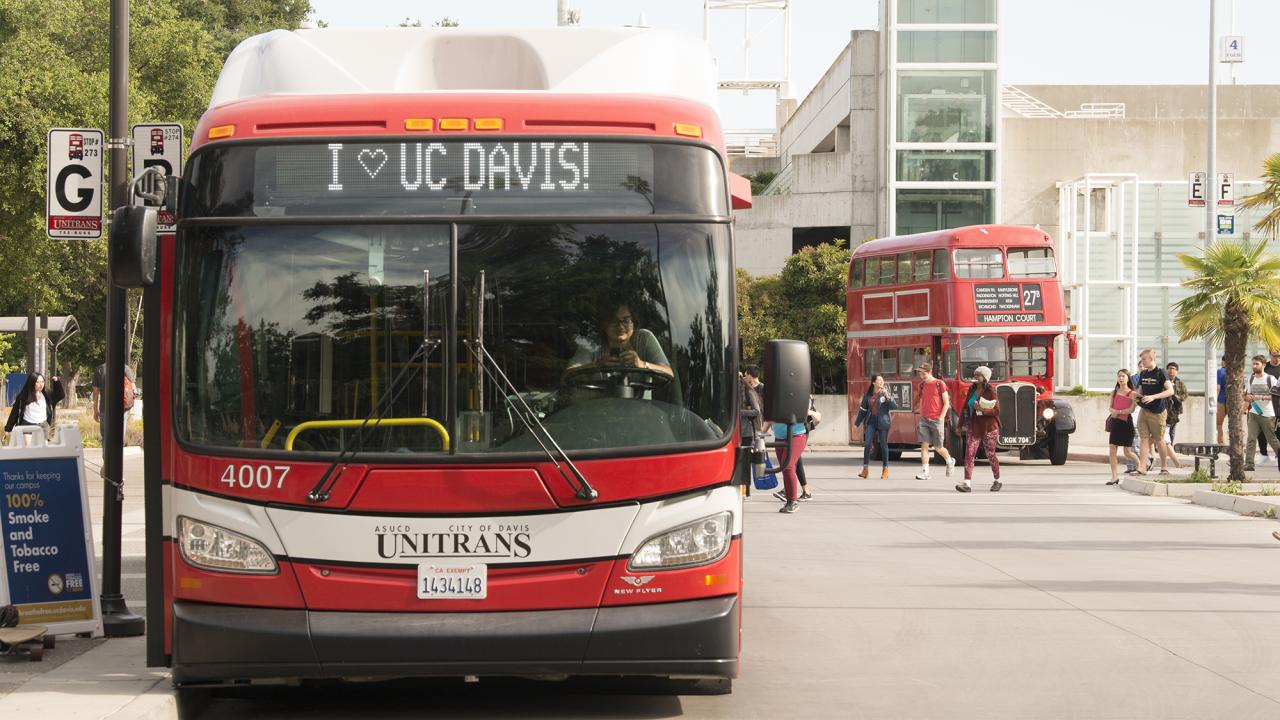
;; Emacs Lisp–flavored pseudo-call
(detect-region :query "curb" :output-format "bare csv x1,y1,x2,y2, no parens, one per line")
1190,489,1280,517
1067,451,1110,464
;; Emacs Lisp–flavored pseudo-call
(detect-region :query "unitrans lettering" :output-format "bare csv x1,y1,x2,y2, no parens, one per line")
376,531,533,559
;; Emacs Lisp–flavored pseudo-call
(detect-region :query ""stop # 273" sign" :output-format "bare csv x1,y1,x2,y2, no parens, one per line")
46,128,104,240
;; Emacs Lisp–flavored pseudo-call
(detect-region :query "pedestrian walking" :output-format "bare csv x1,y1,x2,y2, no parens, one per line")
1107,369,1141,485
1215,356,1228,445
855,375,896,479
956,366,1001,493
91,361,137,445
773,412,808,514
5,372,66,439
913,361,955,480
1133,348,1175,475
1243,355,1280,471
740,367,767,498
1158,362,1186,470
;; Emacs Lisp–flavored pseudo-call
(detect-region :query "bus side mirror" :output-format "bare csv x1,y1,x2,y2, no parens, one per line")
762,339,811,424
109,206,158,288
1067,332,1079,360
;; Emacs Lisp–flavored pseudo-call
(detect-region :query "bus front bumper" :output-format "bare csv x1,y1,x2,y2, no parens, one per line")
171,596,739,684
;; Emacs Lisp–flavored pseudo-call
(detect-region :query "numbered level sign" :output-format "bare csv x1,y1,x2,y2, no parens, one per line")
0,426,101,636
1188,172,1206,207
1217,172,1234,207
131,123,184,232
46,128,104,239
1220,35,1243,63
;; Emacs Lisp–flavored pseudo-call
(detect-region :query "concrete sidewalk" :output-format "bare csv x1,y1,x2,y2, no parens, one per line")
0,638,173,719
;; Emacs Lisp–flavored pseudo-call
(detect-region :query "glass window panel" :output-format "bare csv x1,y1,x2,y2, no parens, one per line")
1086,287,1126,335
953,248,1004,278
897,149,992,182
1008,248,1057,278
1009,336,1050,377
897,70,995,143
940,347,958,379
879,256,898,285
899,347,915,375
898,253,914,283
897,30,996,63
851,259,864,289
866,350,880,378
880,348,899,377
865,257,880,287
898,0,996,23
913,251,932,281
895,189,993,235
1087,338,1128,390
932,248,950,279
959,335,1008,381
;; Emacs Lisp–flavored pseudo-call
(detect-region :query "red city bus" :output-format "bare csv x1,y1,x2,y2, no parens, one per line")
132,27,778,691
845,225,1076,464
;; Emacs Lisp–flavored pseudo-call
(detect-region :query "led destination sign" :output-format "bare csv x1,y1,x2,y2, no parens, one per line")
186,140,727,217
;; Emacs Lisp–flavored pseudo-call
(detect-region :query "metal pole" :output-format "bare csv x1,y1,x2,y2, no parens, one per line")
1204,0,1218,444
102,0,144,637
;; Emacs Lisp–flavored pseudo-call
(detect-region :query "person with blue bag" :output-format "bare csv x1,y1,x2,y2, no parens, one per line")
855,374,896,479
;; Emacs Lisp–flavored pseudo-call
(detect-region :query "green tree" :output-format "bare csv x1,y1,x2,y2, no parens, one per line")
745,171,777,196
0,0,311,400
737,241,850,392
1172,240,1280,480
1238,152,1280,240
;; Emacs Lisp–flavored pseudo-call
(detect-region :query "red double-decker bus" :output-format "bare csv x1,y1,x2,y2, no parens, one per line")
129,27,782,691
845,225,1076,464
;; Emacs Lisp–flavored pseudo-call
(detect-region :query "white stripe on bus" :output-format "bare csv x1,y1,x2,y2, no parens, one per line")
847,325,1068,339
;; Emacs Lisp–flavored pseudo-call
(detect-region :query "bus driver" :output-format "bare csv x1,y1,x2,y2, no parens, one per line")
568,303,674,379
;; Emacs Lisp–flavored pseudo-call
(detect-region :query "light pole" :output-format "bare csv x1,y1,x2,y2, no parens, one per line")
1203,0,1218,444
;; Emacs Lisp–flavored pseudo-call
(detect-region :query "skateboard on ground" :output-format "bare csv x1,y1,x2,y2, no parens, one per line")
0,625,50,661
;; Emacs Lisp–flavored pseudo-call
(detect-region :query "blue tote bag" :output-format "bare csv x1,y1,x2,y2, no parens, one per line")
753,452,779,491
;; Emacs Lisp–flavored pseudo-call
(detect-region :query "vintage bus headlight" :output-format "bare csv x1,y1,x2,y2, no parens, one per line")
177,516,278,574
629,512,732,570
1042,407,1056,420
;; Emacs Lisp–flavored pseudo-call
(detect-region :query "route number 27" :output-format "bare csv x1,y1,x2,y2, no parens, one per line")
220,464,291,490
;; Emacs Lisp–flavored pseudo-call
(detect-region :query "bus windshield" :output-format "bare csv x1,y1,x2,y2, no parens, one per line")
174,223,734,456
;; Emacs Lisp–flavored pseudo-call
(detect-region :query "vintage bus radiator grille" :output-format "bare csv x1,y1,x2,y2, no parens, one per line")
996,383,1037,446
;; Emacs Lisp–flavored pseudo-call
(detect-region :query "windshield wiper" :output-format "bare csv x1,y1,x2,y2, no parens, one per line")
463,339,598,501
307,339,438,502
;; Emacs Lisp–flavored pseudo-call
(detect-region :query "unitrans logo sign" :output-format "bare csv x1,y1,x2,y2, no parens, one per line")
374,523,532,560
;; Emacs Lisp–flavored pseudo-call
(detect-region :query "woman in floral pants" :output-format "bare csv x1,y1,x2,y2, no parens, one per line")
957,365,1001,492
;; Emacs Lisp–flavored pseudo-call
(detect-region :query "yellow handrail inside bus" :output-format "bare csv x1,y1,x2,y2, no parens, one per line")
285,418,451,451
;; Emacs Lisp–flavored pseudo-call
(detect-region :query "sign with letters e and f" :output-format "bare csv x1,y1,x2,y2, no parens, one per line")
1187,172,1206,207
46,128,104,239
131,123,184,232
1217,173,1234,207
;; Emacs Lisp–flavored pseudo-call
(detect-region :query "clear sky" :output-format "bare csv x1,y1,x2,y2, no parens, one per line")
306,0,1280,128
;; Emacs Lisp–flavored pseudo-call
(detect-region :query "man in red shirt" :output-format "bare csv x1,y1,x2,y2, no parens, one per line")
914,361,955,479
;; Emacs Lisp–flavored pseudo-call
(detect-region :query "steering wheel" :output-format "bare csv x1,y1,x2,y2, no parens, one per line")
563,363,672,397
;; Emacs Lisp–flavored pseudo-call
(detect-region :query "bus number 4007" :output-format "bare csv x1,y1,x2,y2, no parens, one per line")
219,464,291,490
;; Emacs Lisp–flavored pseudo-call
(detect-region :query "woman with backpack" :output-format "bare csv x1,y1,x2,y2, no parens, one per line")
854,375,896,479
5,372,66,438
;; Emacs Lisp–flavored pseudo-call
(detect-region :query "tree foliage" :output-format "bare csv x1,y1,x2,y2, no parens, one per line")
737,241,850,392
1238,152,1280,241
0,0,311,391
1173,239,1280,480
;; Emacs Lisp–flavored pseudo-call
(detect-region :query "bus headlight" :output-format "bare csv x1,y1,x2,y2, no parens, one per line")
177,516,278,574
629,512,732,570
1042,407,1056,420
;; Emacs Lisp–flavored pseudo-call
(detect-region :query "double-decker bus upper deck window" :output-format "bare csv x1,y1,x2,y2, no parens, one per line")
953,248,1004,279
913,251,932,281
851,259,864,289
879,257,897,285
864,258,880,288
897,253,913,283
1008,248,1057,278
182,140,727,218
932,249,949,279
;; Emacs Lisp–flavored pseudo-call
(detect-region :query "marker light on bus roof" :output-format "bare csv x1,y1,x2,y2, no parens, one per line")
404,118,434,131
473,118,503,131
207,125,235,139
439,118,468,131
673,123,702,138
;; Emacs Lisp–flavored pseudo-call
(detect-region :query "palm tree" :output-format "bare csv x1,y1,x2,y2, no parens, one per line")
1238,152,1280,240
1173,241,1280,480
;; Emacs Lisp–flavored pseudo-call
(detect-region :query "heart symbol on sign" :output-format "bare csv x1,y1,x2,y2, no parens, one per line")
358,149,388,179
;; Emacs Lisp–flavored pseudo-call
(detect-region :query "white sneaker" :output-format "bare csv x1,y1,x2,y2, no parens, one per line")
945,458,955,477
914,469,931,480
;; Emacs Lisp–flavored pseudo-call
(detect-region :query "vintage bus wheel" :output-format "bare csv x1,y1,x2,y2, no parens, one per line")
1049,432,1069,465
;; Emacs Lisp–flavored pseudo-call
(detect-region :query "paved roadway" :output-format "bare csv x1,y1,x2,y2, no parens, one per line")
167,451,1280,720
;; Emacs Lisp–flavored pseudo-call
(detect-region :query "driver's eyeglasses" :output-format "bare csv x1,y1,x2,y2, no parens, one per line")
607,317,635,328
